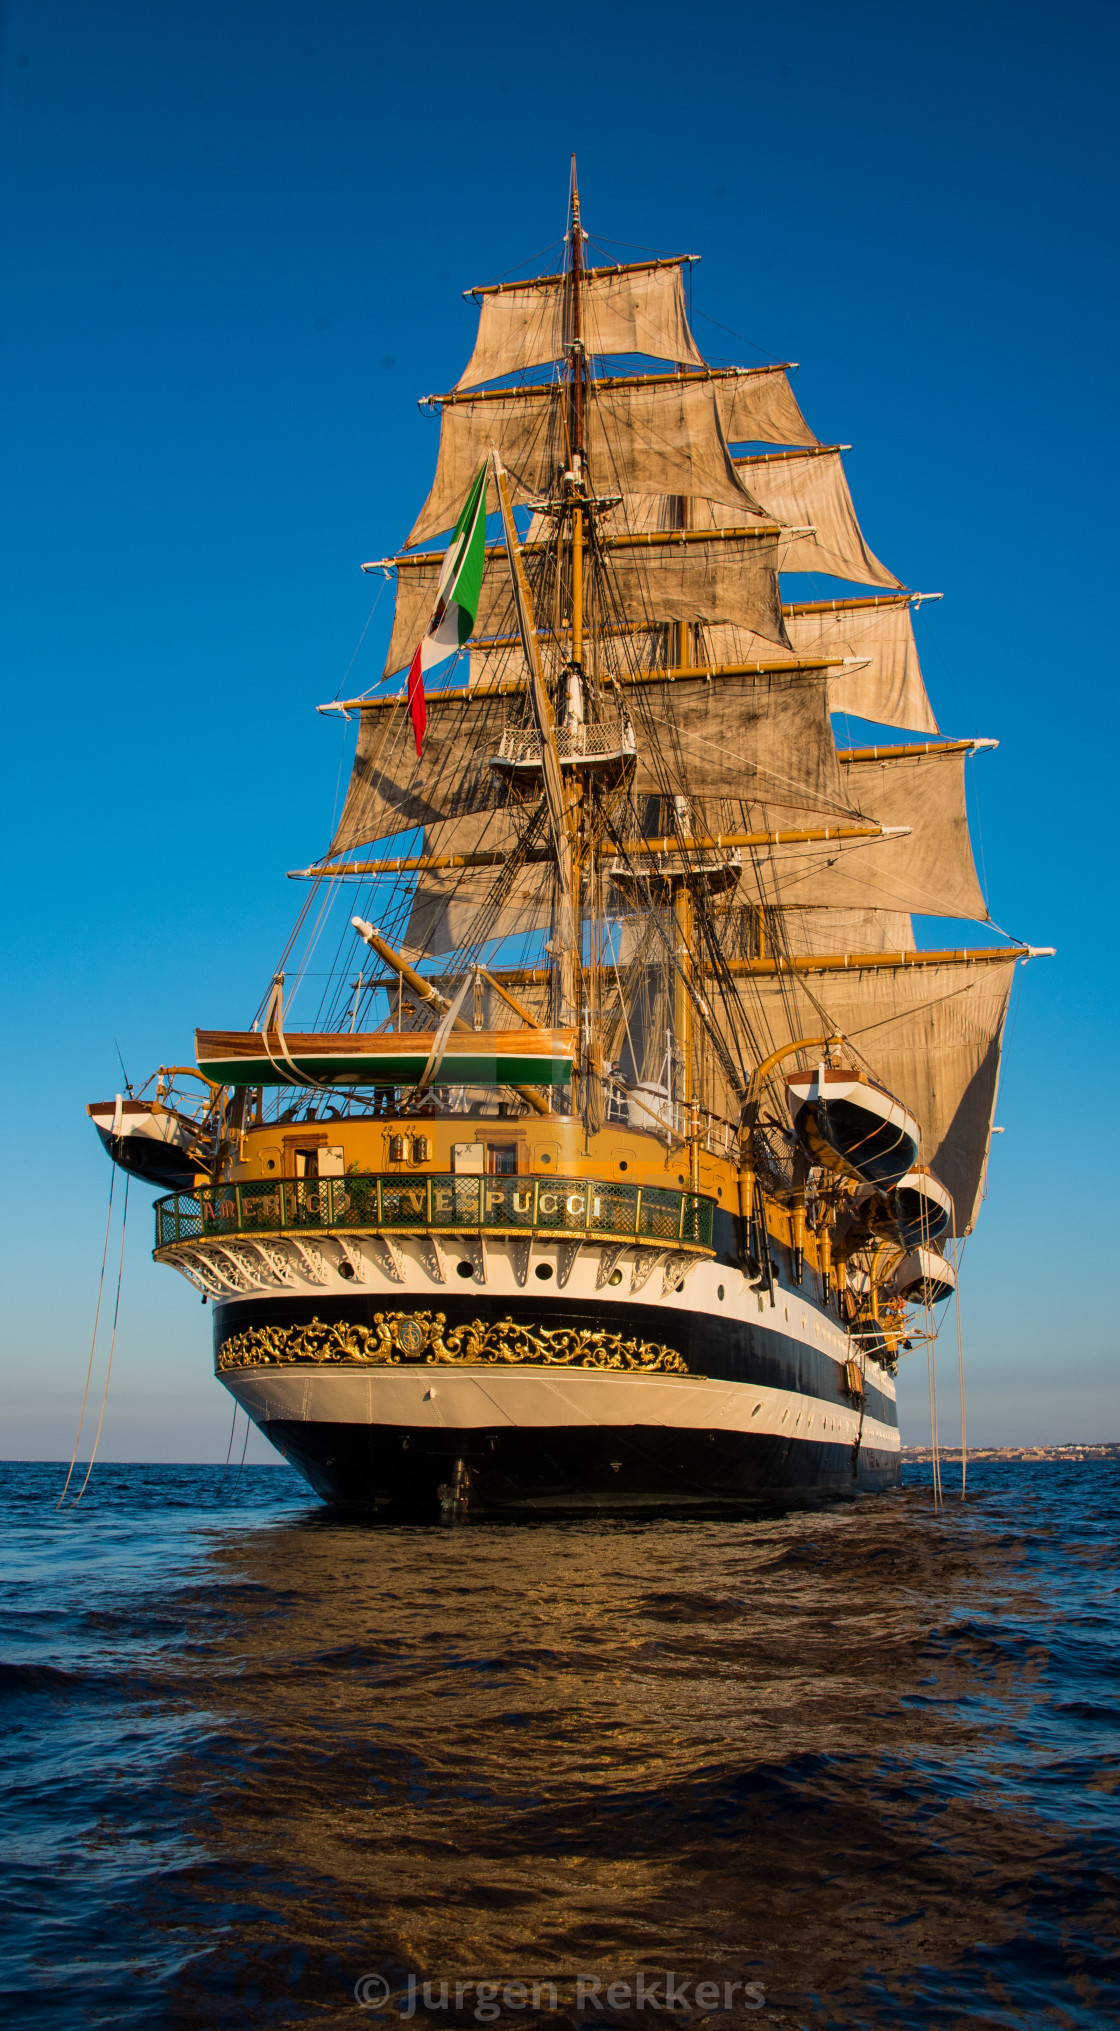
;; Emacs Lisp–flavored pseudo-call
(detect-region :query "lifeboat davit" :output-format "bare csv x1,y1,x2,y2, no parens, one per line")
890,1166,953,1249
891,1246,957,1305
786,1065,919,1190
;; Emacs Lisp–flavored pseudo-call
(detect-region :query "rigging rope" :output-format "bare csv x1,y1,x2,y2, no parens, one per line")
57,1163,116,1507
216,1400,240,1502
67,1175,130,1507
952,1210,968,1501
926,1328,943,1511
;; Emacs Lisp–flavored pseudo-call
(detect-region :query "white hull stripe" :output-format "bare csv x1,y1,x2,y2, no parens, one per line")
222,1365,900,1454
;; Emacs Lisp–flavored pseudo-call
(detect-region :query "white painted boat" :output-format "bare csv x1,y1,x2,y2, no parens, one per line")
890,1246,957,1305
786,1066,920,1189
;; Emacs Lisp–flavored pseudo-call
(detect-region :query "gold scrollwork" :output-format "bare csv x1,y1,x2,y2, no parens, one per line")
216,1311,689,1376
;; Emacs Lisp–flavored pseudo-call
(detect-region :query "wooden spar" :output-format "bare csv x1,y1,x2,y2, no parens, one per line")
319,658,844,716
429,364,792,406
734,444,851,465
785,594,916,616
492,453,578,1025
603,525,779,549
471,946,1033,989
479,970,542,1029
569,159,584,461
611,822,899,858
350,919,551,1115
465,253,704,298
719,947,1030,977
676,494,690,669
298,822,900,883
673,882,693,1113
572,504,584,664
838,737,998,763
362,524,781,578
492,457,572,875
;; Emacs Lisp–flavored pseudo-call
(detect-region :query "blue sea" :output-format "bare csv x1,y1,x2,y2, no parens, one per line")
1,1458,1117,2029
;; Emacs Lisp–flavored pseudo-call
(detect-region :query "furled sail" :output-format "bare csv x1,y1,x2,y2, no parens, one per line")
455,261,705,391
735,449,903,589
407,376,764,547
740,959,1016,1230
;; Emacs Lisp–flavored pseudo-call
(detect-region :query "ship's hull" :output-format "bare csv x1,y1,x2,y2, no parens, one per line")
210,1236,900,1517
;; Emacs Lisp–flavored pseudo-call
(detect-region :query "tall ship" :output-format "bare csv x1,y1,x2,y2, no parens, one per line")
89,172,1050,1516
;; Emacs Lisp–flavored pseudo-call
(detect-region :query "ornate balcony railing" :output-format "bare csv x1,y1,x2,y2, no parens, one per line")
154,1173,715,1253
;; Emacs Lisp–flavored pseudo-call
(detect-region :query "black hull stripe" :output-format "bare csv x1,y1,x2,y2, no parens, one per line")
265,1418,900,1515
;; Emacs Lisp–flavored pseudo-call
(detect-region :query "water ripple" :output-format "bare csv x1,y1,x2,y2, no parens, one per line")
0,1459,1117,2029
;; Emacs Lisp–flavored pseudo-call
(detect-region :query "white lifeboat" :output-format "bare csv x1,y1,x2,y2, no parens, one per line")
786,1065,920,1190
891,1246,957,1305
891,1167,953,1249
87,1083,216,1192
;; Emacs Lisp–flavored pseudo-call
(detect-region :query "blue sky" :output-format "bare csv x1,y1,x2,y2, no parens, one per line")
1,0,1116,1462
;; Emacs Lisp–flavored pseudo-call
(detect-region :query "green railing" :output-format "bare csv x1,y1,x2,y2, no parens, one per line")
154,1173,714,1252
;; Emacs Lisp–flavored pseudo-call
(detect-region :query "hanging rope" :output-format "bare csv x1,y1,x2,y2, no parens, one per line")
229,1408,252,1497
70,1176,130,1507
926,1331,943,1511
57,1164,117,1506
216,1400,240,1502
953,1209,968,1500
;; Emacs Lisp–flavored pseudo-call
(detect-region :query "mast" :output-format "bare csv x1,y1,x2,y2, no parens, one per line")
567,158,586,689
568,156,585,476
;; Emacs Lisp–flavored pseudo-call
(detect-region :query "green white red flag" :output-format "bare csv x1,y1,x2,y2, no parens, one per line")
407,464,488,756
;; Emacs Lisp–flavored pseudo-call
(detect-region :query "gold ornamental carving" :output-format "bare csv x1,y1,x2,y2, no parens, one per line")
216,1311,689,1376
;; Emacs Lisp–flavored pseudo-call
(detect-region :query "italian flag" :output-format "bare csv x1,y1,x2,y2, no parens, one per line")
407,463,488,756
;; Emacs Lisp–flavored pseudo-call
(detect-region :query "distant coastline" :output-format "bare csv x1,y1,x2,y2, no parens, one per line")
902,1442,1120,1462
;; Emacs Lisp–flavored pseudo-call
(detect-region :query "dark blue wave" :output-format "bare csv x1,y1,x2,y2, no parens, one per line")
1,1458,1117,2029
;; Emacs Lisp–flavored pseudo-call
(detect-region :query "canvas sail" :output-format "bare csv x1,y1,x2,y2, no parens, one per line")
455,261,705,391
736,959,1015,1230
736,449,903,588
383,529,789,675
407,376,765,546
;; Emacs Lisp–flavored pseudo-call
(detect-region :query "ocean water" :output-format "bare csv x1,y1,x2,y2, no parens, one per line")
1,1459,1117,2030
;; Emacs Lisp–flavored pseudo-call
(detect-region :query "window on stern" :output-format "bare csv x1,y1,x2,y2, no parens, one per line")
489,1144,518,1176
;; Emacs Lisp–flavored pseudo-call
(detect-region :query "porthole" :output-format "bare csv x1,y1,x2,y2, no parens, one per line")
266,1159,276,1171
717,1284,725,1301
609,1269,623,1286
618,1160,628,1172
535,1262,554,1282
456,1260,474,1279
677,1173,685,1185
540,1152,552,1164
338,1261,355,1282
